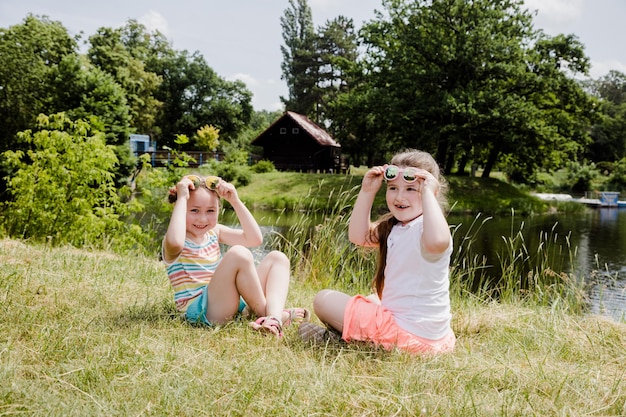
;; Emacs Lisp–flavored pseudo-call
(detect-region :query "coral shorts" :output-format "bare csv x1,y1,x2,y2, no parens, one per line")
342,295,455,355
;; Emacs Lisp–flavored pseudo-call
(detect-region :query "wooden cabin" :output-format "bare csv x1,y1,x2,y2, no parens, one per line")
251,111,342,172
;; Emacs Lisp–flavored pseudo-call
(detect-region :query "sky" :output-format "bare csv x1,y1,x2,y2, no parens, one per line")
1,0,625,111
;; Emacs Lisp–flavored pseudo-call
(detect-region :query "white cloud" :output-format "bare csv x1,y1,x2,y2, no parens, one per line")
590,60,626,79
266,100,284,112
139,10,169,37
229,73,258,86
524,0,583,24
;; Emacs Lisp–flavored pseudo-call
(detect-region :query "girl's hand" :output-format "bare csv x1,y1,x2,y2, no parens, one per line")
361,166,385,193
173,176,196,201
214,179,238,203
414,168,439,195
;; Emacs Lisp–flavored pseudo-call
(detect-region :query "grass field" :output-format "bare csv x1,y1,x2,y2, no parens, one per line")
1,238,624,416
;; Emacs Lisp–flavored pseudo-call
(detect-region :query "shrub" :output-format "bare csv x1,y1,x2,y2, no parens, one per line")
564,161,599,193
251,159,275,173
215,163,252,187
1,113,144,249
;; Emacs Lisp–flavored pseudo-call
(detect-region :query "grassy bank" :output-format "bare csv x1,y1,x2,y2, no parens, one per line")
232,171,573,216
2,237,624,416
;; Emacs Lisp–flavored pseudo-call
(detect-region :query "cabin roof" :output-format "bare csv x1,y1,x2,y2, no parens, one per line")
252,111,340,148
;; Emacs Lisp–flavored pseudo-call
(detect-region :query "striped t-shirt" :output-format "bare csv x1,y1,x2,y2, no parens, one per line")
163,229,221,312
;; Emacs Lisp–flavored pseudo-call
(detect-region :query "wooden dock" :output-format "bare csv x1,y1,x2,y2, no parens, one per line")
533,192,625,208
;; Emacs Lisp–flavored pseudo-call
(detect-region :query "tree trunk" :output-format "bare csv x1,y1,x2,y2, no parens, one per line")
436,137,449,174
457,153,469,175
482,147,500,178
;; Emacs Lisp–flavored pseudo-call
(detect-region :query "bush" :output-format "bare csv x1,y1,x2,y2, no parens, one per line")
564,161,599,193
215,163,252,187
1,113,146,249
606,158,626,191
251,159,275,173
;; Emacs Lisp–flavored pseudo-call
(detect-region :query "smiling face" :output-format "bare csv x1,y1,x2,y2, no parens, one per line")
185,187,220,241
385,170,423,224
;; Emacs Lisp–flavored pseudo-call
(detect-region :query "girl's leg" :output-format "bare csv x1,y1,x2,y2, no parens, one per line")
255,250,290,321
313,289,351,332
207,245,266,324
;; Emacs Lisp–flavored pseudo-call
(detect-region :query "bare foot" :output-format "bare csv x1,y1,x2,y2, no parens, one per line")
282,308,311,327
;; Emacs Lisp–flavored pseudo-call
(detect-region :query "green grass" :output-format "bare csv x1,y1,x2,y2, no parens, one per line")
2,234,625,416
2,168,623,415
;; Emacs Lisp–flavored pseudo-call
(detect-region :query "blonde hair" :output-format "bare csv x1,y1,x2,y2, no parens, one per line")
370,149,448,297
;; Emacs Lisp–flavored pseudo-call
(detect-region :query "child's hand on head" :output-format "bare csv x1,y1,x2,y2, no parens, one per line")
172,176,195,201
215,179,238,203
361,166,385,193
416,168,439,195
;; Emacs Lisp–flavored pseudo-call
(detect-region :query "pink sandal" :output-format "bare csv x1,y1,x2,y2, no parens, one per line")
249,316,283,338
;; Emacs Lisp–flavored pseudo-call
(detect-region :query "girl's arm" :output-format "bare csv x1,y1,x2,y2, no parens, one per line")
215,181,263,247
348,166,384,247
419,172,452,257
163,179,193,262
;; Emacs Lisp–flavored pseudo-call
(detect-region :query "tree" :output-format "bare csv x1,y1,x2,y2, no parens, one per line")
0,15,134,194
87,21,163,137
585,71,626,163
350,0,595,179
0,15,78,155
280,0,318,116
194,125,220,152
147,49,253,150
315,16,359,132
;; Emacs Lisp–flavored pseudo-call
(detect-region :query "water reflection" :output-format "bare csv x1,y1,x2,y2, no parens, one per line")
447,210,626,322
223,208,626,322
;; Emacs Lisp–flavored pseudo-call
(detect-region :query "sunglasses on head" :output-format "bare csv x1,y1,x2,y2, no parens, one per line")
185,175,220,190
384,165,419,184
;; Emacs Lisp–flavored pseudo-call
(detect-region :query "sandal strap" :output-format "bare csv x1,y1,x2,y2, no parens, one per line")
250,315,283,337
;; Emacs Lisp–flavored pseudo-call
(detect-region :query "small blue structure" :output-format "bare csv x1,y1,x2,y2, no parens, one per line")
129,134,156,156
600,191,620,207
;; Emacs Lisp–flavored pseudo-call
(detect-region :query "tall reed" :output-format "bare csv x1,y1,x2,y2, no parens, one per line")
273,195,591,315
268,183,375,292
449,212,590,315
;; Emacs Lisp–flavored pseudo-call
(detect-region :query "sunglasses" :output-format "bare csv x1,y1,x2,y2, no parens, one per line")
383,165,419,184
186,175,220,190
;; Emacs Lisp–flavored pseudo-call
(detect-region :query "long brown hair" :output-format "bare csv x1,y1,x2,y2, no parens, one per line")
371,149,448,298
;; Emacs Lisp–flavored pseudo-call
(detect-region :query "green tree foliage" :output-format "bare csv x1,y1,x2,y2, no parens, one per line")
585,70,626,163
0,15,78,155
87,21,163,137
280,1,360,128
194,124,220,152
280,0,318,115
315,16,359,131
147,49,253,150
0,15,136,191
1,114,135,247
333,0,596,179
48,54,135,184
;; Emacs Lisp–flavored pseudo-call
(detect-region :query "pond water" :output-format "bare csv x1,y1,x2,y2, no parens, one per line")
447,210,626,322
223,208,626,323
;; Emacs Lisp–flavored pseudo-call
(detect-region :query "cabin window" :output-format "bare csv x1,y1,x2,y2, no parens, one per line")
280,128,287,134
292,128,300,134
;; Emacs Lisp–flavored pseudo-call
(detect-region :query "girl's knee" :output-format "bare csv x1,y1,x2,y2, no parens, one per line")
313,289,334,315
265,250,289,266
224,245,254,263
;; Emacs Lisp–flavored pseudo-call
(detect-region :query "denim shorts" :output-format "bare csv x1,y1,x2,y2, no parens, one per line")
184,285,247,326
